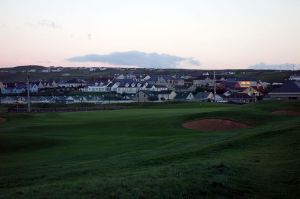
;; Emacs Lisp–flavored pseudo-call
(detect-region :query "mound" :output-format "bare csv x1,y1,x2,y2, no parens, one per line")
183,118,251,131
272,110,300,116
0,117,6,124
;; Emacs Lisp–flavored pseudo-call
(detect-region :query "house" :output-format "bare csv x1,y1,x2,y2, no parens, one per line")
142,75,151,81
115,74,125,79
137,90,156,102
153,85,168,92
148,75,175,86
136,90,176,102
242,86,263,97
30,83,39,93
157,90,176,101
173,78,185,86
81,82,109,92
116,80,138,94
173,85,195,92
289,74,300,81
193,77,213,87
223,92,255,103
58,79,86,88
16,96,27,104
268,81,300,100
194,92,213,102
212,94,225,102
106,81,119,92
174,92,194,101
0,96,18,104
142,84,168,92
1,83,26,94
226,78,257,88
31,96,49,104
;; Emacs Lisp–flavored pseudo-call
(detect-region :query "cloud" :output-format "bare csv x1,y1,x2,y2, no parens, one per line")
188,58,200,66
67,51,200,68
38,20,62,30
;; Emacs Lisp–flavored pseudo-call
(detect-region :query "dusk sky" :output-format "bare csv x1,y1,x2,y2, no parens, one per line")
0,0,299,69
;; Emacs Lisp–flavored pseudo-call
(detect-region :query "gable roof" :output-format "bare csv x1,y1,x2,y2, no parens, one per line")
269,81,300,93
194,92,210,99
175,92,192,100
224,92,255,99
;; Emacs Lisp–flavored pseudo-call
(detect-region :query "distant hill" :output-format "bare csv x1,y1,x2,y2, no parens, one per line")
249,63,299,70
0,65,299,83
12,65,47,71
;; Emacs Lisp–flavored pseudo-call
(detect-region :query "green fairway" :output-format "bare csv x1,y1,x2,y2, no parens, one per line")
0,102,299,198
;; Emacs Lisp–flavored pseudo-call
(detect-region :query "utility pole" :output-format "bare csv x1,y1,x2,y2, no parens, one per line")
213,71,216,102
26,71,31,113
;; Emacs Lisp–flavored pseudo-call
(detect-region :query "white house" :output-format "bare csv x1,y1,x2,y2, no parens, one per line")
82,82,109,92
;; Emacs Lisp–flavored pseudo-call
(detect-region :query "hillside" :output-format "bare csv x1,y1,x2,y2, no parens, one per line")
0,65,299,83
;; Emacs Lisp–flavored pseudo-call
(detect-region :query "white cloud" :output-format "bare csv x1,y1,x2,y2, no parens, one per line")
67,51,200,68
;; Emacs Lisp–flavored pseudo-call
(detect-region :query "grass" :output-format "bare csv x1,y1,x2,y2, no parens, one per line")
0,101,299,198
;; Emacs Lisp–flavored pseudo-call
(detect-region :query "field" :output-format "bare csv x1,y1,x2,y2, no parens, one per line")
0,102,299,198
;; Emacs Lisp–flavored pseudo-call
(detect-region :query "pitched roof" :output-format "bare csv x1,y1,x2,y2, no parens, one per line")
194,92,210,99
175,92,192,100
224,92,254,99
269,81,300,93
139,90,173,96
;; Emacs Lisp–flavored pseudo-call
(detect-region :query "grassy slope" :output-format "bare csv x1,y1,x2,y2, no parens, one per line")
0,102,299,198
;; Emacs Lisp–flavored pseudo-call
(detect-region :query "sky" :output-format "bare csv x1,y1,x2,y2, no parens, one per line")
0,0,300,69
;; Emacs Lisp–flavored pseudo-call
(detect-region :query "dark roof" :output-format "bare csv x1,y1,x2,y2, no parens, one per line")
175,92,192,100
155,85,167,88
174,85,189,89
106,82,115,88
145,84,154,88
269,81,300,93
139,90,158,97
158,90,173,94
227,78,256,82
194,92,210,99
224,92,254,99
140,90,173,96
225,81,238,88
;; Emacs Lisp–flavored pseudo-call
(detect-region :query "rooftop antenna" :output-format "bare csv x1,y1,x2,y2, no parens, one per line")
26,70,31,113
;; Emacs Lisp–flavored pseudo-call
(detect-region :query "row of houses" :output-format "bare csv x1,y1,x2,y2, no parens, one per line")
137,90,255,103
0,95,133,104
0,90,256,104
0,79,86,94
1,74,300,103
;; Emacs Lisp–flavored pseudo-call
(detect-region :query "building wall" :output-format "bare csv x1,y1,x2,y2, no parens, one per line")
269,93,300,100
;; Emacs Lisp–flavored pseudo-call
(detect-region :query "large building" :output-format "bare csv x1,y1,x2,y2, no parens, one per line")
268,81,300,100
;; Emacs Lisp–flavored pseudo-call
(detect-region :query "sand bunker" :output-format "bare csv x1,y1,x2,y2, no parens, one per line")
272,110,300,116
183,118,251,131
0,117,6,124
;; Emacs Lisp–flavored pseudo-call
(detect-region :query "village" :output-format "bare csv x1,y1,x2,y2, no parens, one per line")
1,67,299,105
